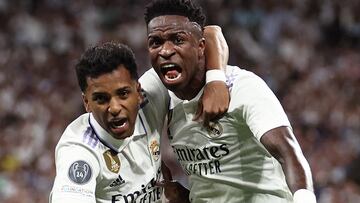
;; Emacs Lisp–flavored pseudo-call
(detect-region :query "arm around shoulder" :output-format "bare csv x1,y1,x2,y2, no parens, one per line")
195,25,230,125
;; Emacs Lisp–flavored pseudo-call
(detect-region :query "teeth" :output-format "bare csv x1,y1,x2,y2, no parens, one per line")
161,64,176,69
114,122,126,129
165,73,181,81
111,120,126,128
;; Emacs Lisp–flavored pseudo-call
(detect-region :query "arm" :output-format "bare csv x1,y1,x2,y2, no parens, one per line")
260,127,316,202
50,144,98,203
194,25,230,126
158,161,190,203
232,72,316,202
203,25,228,71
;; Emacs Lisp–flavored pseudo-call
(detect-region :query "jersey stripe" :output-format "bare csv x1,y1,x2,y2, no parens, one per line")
83,127,99,148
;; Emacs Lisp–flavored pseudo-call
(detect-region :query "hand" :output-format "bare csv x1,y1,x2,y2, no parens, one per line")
193,81,229,127
159,161,190,203
156,180,190,203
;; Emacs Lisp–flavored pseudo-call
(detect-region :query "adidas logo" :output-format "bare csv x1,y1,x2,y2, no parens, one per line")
110,175,125,187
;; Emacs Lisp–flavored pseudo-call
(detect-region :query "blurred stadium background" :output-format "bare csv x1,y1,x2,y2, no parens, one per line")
0,0,359,202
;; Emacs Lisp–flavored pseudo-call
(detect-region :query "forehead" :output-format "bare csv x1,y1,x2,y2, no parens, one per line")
147,15,201,35
86,66,133,92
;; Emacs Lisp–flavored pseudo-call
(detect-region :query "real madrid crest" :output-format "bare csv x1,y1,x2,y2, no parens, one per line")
103,150,120,173
207,121,223,138
149,139,160,161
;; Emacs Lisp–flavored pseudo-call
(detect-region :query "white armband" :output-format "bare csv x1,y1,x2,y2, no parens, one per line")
293,189,316,203
206,69,226,84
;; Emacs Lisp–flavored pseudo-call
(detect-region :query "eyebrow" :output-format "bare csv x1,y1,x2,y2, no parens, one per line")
116,86,131,92
148,30,189,38
91,92,107,97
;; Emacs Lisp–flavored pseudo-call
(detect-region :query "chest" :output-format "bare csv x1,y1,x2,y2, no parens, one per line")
166,104,271,179
167,101,252,146
96,134,162,202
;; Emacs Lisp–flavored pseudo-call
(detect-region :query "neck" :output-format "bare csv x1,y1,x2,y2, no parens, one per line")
174,67,205,100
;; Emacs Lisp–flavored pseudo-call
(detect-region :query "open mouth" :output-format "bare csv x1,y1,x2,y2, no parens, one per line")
109,118,127,130
161,64,182,81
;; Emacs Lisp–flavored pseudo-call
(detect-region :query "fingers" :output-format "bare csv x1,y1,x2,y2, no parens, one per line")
155,179,177,187
193,97,203,122
202,112,210,128
161,161,173,181
157,180,190,203
193,100,225,127
155,180,165,187
194,81,229,126
192,98,211,127
201,105,226,128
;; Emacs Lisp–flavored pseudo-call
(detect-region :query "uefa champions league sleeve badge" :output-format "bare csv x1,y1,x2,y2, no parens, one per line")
68,160,92,184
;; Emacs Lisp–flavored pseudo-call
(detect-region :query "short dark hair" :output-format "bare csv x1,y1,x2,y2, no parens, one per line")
75,42,138,92
144,0,206,28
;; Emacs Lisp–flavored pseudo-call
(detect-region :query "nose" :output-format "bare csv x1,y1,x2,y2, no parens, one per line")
108,98,122,116
159,41,175,59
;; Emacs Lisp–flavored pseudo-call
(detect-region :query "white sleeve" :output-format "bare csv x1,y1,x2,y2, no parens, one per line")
230,71,291,140
50,143,100,203
139,68,169,123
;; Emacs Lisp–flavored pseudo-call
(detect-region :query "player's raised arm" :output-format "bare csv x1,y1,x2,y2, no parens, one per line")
260,127,316,203
194,25,230,126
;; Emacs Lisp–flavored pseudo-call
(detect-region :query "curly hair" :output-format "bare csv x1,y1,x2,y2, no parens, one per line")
75,42,138,92
144,0,206,28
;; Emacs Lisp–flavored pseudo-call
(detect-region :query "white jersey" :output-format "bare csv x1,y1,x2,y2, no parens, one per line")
167,66,293,203
50,69,169,203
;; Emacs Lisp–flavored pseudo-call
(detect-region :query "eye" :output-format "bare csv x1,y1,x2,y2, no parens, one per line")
148,37,162,48
173,36,184,45
118,89,130,98
93,94,109,104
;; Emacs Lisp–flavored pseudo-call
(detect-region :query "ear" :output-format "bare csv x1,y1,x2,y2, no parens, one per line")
198,37,206,58
82,93,91,112
136,82,144,105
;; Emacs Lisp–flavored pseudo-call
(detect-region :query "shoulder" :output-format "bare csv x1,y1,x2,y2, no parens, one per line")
139,68,163,88
138,68,169,126
139,68,168,104
55,114,101,174
225,65,266,92
57,113,100,152
51,117,101,201
225,65,284,113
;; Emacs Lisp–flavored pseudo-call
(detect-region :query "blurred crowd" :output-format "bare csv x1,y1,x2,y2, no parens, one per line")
0,0,359,202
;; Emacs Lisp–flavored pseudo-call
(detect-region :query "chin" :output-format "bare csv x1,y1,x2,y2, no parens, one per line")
111,132,131,140
162,78,185,90
164,83,181,93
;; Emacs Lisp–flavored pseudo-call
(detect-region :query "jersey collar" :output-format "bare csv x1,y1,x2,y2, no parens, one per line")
88,112,146,153
168,87,204,110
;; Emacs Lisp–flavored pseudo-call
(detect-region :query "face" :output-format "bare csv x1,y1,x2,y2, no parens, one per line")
82,65,142,140
147,15,205,94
